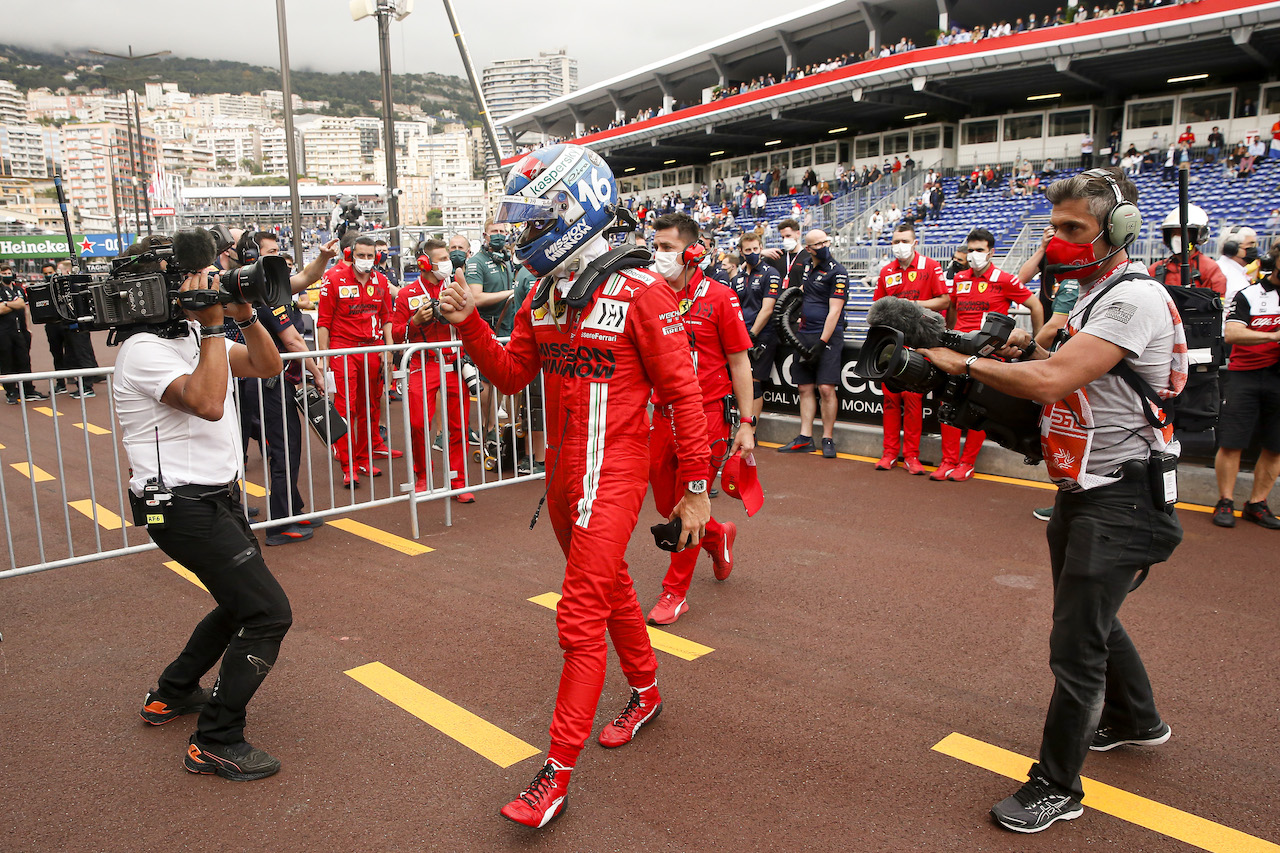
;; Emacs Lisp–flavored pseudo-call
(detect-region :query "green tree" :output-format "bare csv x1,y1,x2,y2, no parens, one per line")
426,208,443,226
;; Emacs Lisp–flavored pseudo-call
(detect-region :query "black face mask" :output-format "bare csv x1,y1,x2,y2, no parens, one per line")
947,260,964,277
814,246,833,265
1243,246,1259,263
0,274,14,284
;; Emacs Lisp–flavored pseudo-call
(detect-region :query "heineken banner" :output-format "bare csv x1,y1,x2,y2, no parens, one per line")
0,233,137,260
762,342,940,430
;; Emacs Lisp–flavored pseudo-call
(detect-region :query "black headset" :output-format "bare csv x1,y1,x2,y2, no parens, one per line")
238,232,261,265
1221,225,1243,258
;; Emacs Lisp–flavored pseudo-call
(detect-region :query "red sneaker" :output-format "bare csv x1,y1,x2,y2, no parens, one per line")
357,465,383,477
373,447,404,459
454,492,476,504
414,477,428,493
500,760,571,828
342,471,360,489
930,465,954,481
948,464,975,481
904,456,926,476
875,453,897,471
647,592,688,626
706,522,736,581
598,684,663,748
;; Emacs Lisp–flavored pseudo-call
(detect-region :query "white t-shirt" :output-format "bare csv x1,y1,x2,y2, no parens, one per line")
113,327,241,495
1218,255,1251,310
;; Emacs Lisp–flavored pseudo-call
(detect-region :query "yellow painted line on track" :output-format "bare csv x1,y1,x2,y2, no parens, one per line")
933,732,1280,852
528,592,714,661
68,500,131,529
10,462,54,482
163,560,208,592
32,406,63,417
345,662,539,768
327,517,434,555
238,479,267,498
758,440,1222,509
73,421,111,435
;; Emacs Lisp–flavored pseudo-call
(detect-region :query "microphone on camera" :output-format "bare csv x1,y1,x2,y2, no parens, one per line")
172,228,219,271
866,296,946,348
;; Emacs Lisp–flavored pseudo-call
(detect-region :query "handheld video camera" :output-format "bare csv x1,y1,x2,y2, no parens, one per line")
854,298,1044,463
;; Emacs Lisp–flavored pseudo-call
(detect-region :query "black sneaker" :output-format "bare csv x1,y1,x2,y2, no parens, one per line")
777,435,814,453
1091,720,1171,752
991,777,1083,833
1032,507,1053,522
68,387,96,399
5,396,17,405
140,685,212,725
184,734,281,781
1242,501,1280,530
54,382,68,395
822,437,836,458
265,524,314,546
25,389,49,401
1212,498,1236,527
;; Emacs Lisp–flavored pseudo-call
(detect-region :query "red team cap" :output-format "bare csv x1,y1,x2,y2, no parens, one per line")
722,452,763,517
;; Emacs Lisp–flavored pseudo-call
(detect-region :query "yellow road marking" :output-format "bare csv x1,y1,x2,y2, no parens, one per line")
68,500,131,529
10,462,54,482
759,441,1224,508
933,733,1280,852
345,662,539,768
528,592,714,661
74,422,111,435
239,479,267,498
327,517,434,555
162,560,208,592
32,406,63,418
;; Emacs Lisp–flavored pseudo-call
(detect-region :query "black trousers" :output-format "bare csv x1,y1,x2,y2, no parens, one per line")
0,328,36,398
254,377,306,532
44,325,98,388
148,487,292,745
1031,476,1182,800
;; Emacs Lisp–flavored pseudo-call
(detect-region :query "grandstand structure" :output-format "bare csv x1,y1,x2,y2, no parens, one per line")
498,0,1280,339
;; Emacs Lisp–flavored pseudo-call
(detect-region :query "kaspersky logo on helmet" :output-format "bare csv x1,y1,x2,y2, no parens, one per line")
543,217,595,263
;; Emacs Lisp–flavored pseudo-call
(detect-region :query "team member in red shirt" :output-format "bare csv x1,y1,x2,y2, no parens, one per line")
935,228,1043,481
1177,125,1196,146
873,222,949,474
646,213,756,626
392,239,474,503
317,235,394,488
438,144,709,828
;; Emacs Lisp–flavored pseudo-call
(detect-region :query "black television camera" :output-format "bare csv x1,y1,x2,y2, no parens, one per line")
26,229,291,336
854,296,1044,463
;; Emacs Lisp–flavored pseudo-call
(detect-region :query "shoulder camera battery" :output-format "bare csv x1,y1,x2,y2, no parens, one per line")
1148,450,1178,514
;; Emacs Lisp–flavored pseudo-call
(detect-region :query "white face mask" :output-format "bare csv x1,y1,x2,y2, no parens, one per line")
781,237,798,252
892,242,915,262
353,258,375,274
967,250,989,271
434,259,453,281
653,250,685,282
1168,237,1183,255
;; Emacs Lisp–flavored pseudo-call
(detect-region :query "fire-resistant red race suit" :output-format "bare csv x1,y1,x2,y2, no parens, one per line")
649,267,752,598
873,252,947,460
317,263,393,475
454,264,708,768
392,276,469,492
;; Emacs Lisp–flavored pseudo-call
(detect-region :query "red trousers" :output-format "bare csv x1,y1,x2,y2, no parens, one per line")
332,351,383,471
545,449,658,768
881,388,923,458
406,358,468,490
649,402,729,598
939,424,986,470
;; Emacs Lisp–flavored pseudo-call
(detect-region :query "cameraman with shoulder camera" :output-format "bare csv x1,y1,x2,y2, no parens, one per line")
112,235,290,781
920,168,1186,834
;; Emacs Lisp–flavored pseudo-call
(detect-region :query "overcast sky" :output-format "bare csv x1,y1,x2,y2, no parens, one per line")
6,0,783,89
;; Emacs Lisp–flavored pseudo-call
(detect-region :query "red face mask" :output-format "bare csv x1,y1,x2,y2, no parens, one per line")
1044,232,1104,272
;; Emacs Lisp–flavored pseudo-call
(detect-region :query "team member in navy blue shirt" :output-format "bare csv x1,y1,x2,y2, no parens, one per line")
777,229,849,459
731,231,783,419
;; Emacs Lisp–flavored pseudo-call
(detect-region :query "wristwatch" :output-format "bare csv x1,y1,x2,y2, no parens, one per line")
686,479,709,494
964,355,980,376
740,415,758,427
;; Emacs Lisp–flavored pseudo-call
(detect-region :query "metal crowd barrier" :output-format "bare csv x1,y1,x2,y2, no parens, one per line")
0,340,546,581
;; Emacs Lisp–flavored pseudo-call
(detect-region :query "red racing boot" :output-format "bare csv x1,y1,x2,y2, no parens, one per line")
704,522,736,581
598,683,663,748
500,759,571,828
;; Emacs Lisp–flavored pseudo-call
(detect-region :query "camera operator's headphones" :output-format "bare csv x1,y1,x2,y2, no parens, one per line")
416,244,439,276
342,243,386,265
237,232,260,265
681,240,707,266
1084,168,1140,248
1221,225,1243,258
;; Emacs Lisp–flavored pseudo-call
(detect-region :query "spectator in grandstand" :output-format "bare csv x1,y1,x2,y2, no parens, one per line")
1177,125,1196,146
886,204,902,227
1218,226,1260,307
317,234,395,489
1120,148,1141,176
1271,118,1280,157
935,228,1043,481
776,230,849,458
1205,127,1225,163
1149,205,1227,295
929,182,945,221
732,232,784,419
866,209,885,243
1267,209,1280,233
1239,97,1256,117
1042,157,1058,177
763,218,809,289
1212,241,1280,530
873,222,949,473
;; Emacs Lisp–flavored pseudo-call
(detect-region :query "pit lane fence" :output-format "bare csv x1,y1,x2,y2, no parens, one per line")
0,340,546,580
